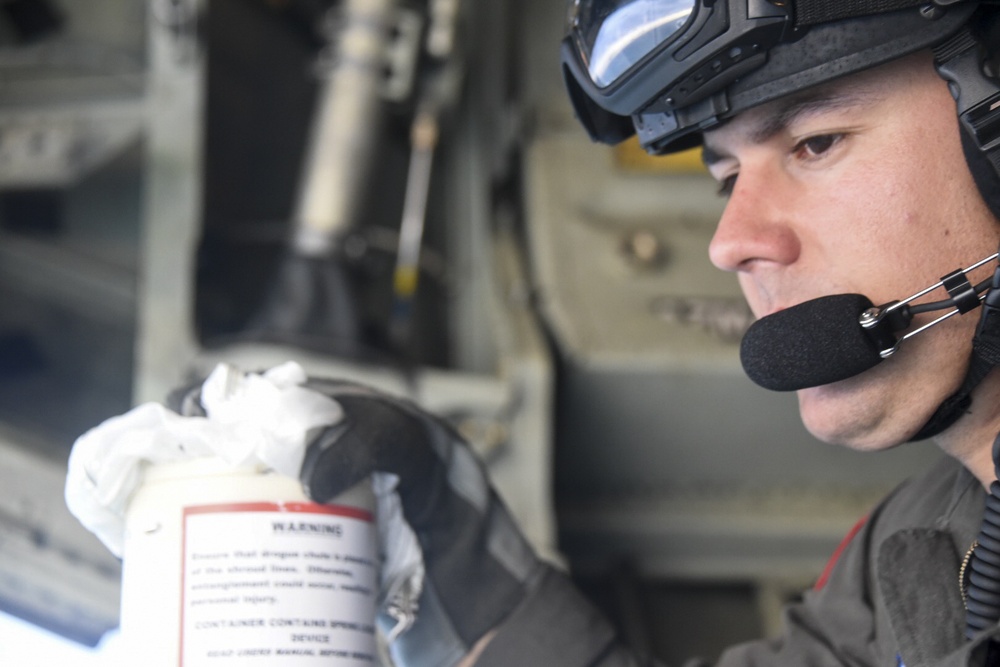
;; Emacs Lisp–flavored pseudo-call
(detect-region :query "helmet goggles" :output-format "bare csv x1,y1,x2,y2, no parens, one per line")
562,0,980,154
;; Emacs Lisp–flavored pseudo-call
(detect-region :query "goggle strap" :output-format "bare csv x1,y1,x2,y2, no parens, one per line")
795,0,937,27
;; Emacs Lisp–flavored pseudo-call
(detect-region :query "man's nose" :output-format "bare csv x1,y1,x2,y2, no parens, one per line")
708,172,801,273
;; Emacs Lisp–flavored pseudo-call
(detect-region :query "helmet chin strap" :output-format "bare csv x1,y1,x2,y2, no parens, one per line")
909,250,1000,441
924,21,1000,640
917,26,1000,441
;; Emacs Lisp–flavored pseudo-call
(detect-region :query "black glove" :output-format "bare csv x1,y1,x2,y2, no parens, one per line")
300,379,544,667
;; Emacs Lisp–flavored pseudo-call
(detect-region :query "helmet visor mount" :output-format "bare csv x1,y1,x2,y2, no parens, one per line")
562,0,792,150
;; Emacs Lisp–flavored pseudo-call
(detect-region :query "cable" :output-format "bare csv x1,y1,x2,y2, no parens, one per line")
965,435,1000,639
910,277,994,315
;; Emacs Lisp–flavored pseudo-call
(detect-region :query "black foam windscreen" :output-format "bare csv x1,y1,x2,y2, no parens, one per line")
740,293,885,391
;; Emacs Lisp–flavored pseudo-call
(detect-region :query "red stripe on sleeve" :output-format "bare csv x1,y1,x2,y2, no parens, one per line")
814,514,868,590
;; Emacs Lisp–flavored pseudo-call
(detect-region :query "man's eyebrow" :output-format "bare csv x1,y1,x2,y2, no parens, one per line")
701,91,870,168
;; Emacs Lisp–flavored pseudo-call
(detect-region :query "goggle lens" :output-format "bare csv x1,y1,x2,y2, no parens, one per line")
573,0,696,87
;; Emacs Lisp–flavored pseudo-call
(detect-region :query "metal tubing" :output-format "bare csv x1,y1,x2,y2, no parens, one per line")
293,0,395,257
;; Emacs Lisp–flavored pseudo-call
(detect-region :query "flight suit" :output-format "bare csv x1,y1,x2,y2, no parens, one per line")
476,456,1000,666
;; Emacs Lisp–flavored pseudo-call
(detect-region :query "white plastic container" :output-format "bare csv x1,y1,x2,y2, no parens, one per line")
120,458,377,666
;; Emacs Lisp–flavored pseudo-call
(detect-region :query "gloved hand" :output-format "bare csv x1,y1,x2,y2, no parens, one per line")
299,378,544,667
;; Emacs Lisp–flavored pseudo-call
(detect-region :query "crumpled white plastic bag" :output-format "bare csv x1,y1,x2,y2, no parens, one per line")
64,361,425,645
65,361,343,557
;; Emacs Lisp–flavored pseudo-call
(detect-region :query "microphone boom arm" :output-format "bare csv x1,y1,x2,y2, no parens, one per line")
860,252,999,359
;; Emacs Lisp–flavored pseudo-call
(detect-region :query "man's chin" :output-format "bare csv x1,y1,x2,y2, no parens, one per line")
795,383,909,451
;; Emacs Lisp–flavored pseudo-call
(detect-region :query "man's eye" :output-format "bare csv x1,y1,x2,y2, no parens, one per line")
793,133,842,159
716,173,737,197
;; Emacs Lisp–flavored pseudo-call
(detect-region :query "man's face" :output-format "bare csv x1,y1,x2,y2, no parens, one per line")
702,53,1000,451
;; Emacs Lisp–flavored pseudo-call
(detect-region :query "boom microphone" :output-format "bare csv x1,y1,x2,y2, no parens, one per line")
740,294,886,391
739,254,1000,392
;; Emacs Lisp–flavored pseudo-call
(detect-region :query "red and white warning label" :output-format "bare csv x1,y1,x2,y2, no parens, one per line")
179,502,377,665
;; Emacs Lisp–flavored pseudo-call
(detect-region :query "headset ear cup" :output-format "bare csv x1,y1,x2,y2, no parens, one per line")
960,126,1000,221
957,8,1000,221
